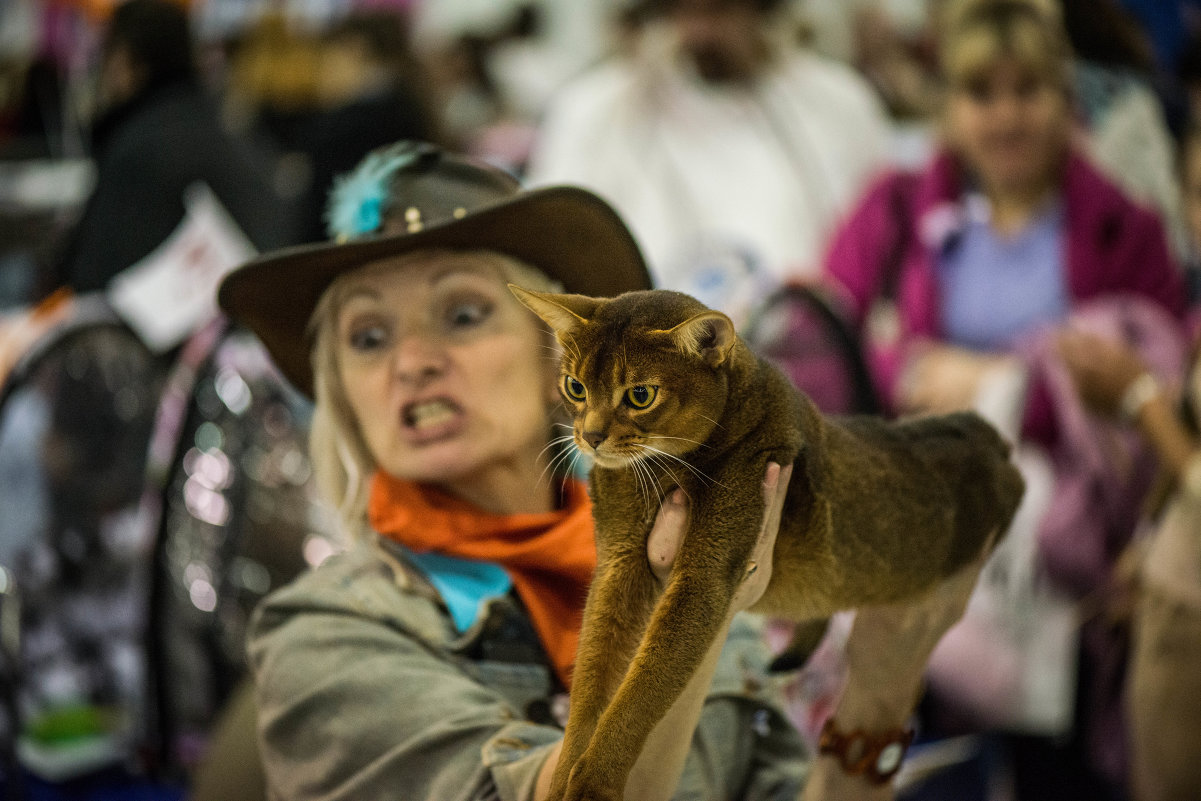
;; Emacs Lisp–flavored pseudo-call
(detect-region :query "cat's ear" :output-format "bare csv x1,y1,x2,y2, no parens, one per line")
509,285,600,339
660,311,737,367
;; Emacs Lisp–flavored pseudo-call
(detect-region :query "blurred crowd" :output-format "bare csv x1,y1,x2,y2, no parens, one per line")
2,0,1201,800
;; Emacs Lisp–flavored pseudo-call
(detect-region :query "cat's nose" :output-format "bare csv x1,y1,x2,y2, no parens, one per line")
583,431,606,450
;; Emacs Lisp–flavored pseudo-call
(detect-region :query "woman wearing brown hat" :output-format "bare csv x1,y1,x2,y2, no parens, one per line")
218,140,982,800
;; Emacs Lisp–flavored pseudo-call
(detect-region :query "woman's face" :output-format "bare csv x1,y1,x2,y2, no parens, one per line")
333,253,557,503
944,58,1070,197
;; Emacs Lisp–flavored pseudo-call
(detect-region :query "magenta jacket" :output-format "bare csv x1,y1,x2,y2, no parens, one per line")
823,148,1186,429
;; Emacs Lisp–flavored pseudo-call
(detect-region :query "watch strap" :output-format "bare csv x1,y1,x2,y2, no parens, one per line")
817,717,915,784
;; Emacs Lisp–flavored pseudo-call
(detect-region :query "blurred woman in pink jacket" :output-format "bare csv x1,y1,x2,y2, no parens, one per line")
823,1,1186,798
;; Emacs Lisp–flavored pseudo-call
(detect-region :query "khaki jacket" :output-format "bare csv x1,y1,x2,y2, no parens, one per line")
247,540,810,801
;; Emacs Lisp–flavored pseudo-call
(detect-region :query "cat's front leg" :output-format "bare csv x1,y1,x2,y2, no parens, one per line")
549,539,657,799
561,555,746,800
563,486,767,799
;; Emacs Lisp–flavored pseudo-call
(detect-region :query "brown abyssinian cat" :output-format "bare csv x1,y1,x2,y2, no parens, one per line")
510,286,1024,801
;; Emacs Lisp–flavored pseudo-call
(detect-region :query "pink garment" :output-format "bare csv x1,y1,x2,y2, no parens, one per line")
823,149,1187,437
1016,295,1187,597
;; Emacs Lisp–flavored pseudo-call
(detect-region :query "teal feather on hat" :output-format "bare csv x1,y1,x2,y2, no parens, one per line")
325,143,424,241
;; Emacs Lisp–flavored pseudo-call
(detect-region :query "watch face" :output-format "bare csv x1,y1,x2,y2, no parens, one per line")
877,742,905,775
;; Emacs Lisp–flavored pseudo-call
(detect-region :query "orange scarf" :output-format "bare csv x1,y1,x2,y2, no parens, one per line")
367,473,596,689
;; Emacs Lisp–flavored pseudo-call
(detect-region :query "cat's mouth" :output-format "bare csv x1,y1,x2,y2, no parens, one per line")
403,398,461,431
589,451,631,469
583,442,646,470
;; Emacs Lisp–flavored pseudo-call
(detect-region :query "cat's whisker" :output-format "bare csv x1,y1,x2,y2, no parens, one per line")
639,445,727,490
561,334,583,366
549,448,579,488
538,434,576,461
696,413,726,431
549,443,579,477
630,458,656,517
538,444,576,488
637,450,679,505
568,449,590,482
538,435,584,487
537,440,578,479
646,435,710,450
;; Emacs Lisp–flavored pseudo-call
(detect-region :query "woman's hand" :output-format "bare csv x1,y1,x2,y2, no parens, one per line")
1057,329,1148,418
899,344,1013,415
646,462,793,614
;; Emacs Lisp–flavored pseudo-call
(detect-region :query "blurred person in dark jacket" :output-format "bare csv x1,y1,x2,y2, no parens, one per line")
51,0,295,297
282,10,440,244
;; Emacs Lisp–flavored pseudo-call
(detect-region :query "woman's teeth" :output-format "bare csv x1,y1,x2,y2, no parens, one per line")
407,400,456,429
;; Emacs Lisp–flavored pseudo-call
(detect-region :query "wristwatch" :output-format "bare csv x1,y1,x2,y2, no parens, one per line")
817,717,915,785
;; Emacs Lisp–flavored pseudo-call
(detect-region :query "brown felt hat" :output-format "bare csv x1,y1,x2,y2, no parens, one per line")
217,141,652,397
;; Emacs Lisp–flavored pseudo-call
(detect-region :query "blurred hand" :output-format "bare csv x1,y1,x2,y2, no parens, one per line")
1105,538,1149,626
1057,329,1148,418
899,344,1012,415
646,462,792,615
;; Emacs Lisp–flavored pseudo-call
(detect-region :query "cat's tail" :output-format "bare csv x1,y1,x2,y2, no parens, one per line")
767,617,829,673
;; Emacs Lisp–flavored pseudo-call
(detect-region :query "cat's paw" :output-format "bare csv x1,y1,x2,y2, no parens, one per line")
561,757,623,801
561,782,621,801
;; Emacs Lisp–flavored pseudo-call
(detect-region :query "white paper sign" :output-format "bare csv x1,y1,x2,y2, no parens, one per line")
107,183,255,352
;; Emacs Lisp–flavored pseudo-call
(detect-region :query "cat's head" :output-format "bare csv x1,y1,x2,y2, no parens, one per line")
511,286,737,469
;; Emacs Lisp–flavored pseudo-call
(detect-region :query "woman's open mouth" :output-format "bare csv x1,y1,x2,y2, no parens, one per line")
402,398,464,441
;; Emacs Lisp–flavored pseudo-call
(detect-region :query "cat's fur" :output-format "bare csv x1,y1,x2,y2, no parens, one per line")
510,286,1025,801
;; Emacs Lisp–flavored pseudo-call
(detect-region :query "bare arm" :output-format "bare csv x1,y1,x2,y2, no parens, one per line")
1058,330,1197,479
802,540,992,801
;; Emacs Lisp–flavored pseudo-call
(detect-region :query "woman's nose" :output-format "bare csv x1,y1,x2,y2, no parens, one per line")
392,333,448,383
990,92,1024,124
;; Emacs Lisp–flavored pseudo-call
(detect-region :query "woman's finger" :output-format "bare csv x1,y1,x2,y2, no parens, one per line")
648,462,792,597
757,462,792,551
733,462,792,612
647,488,688,586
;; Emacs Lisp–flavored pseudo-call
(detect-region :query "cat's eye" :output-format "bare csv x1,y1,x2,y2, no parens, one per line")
563,375,587,401
625,385,657,409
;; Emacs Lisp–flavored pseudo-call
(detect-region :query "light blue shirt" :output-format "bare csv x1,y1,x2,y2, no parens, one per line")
938,196,1071,350
400,548,513,632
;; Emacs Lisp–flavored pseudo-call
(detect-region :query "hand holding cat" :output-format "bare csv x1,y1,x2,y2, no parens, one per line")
646,462,793,606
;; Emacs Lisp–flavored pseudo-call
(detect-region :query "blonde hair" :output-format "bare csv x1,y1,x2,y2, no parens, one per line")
306,249,564,538
939,0,1073,92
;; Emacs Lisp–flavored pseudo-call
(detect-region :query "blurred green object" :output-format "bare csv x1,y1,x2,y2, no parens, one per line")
27,703,117,744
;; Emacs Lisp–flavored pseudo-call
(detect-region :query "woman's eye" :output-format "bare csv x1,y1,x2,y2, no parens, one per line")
348,324,389,352
964,80,992,104
446,300,491,329
563,376,587,401
625,385,657,409
1014,73,1043,97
